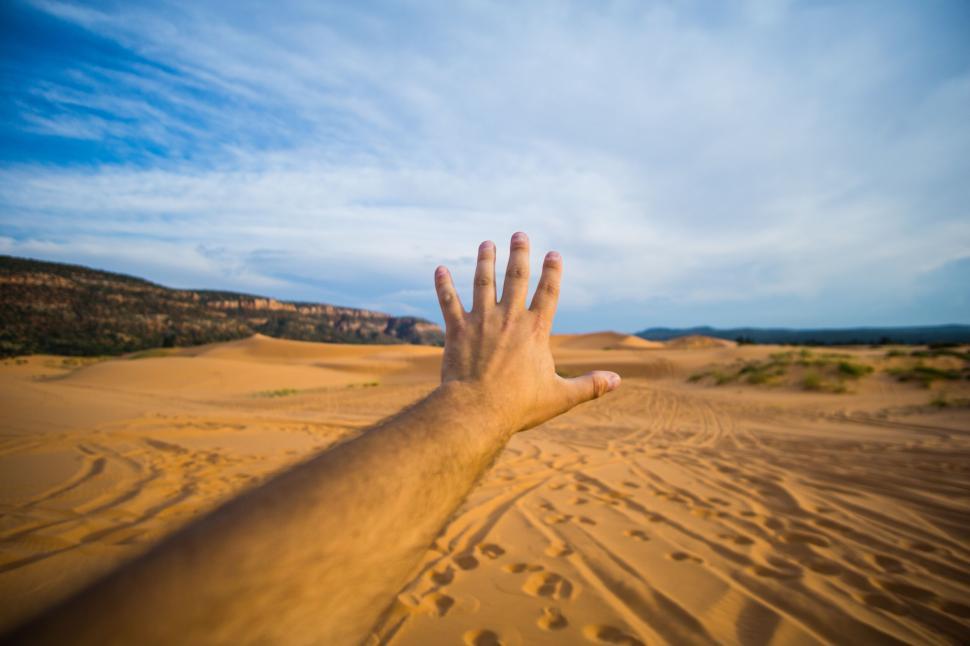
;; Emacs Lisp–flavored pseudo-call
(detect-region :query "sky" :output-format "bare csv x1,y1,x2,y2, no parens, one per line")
1,0,968,332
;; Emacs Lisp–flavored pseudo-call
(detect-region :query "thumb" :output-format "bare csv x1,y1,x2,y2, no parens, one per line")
562,370,621,408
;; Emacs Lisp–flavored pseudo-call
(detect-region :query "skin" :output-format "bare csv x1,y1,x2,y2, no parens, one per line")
4,232,620,645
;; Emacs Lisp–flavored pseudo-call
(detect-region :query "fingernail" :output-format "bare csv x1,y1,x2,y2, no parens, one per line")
606,373,621,391
479,240,494,252
545,251,561,262
435,266,447,278
512,231,528,243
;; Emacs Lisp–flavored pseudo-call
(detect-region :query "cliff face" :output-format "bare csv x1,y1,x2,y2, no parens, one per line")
0,255,443,357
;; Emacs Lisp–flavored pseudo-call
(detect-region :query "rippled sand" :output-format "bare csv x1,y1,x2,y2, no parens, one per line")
1,335,968,644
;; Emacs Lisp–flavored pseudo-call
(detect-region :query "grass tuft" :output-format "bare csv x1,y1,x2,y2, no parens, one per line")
802,371,823,391
837,361,873,378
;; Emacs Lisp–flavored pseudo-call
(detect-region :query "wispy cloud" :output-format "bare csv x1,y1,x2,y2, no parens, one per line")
1,0,968,330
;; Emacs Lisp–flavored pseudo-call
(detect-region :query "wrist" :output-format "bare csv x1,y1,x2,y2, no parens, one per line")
431,380,516,447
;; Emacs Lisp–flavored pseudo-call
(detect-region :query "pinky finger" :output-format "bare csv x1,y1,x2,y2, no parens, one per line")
434,266,465,329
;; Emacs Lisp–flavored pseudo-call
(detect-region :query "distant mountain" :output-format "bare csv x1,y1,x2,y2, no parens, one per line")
0,255,443,357
636,325,970,346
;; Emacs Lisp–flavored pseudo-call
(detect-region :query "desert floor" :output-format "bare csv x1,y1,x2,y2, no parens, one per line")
1,334,968,644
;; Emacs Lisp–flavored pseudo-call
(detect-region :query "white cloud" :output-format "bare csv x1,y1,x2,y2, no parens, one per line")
1,0,968,328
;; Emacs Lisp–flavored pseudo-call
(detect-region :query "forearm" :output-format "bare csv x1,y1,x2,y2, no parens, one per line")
6,382,510,645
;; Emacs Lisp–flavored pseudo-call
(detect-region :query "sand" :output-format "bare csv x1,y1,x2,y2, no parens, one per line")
1,334,968,644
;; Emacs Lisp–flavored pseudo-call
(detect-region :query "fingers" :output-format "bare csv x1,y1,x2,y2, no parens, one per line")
561,370,621,408
473,240,496,313
434,266,464,329
500,231,530,309
529,251,562,319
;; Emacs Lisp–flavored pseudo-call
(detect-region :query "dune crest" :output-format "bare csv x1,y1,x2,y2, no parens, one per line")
551,331,663,351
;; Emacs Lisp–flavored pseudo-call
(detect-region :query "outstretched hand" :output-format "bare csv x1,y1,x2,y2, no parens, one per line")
434,232,620,437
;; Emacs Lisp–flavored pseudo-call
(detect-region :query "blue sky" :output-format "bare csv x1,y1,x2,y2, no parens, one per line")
1,0,968,332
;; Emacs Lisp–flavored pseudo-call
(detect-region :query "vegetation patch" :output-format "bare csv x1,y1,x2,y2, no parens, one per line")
255,388,301,398
929,392,970,408
688,349,872,393
881,343,970,388
887,364,964,388
347,382,380,388
886,347,970,361
54,356,111,369
837,361,874,378
2,357,30,366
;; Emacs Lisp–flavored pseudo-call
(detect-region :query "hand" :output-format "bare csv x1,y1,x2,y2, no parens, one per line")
433,232,621,437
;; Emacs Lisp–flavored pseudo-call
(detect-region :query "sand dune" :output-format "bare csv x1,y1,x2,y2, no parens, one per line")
1,337,969,644
551,332,664,351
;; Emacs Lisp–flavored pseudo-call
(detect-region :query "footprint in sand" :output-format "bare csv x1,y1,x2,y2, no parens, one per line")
477,543,505,559
571,496,589,505
582,624,645,645
464,628,502,646
575,516,597,526
538,606,568,630
426,566,454,585
544,513,572,525
717,533,753,546
668,551,702,564
877,580,936,602
545,541,572,558
418,592,454,617
813,517,853,534
502,562,543,573
751,557,801,579
781,531,830,547
453,553,479,570
869,553,905,573
860,592,908,616
523,571,574,600
623,529,649,542
803,557,843,576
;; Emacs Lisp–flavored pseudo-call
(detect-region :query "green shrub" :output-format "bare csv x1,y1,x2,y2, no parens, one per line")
837,361,873,378
930,392,949,407
713,370,734,385
746,370,773,385
889,364,961,387
802,371,823,391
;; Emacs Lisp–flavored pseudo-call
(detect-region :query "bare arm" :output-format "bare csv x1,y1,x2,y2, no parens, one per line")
5,232,620,645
